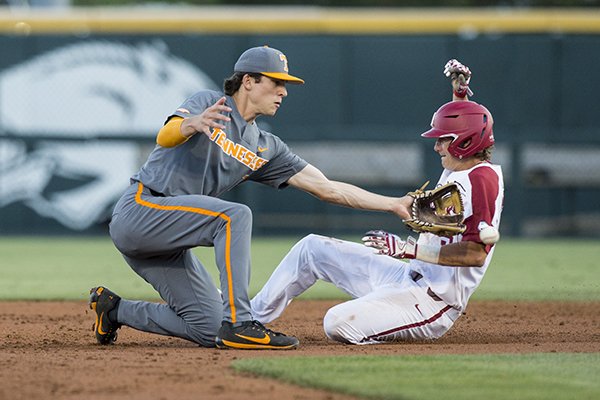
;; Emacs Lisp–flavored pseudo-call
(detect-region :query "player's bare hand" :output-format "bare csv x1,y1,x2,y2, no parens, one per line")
391,196,412,220
182,97,232,137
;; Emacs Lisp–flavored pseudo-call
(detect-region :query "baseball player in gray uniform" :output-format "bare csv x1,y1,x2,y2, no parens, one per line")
89,46,411,350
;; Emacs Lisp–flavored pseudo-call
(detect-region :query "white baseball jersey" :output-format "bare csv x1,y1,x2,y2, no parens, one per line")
251,161,504,344
412,162,504,312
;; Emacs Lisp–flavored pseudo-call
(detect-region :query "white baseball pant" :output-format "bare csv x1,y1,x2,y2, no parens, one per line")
251,234,460,344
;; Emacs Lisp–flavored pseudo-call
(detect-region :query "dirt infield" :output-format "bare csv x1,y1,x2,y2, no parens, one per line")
1,300,598,400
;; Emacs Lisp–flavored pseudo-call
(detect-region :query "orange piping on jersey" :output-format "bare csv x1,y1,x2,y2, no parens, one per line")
134,182,237,323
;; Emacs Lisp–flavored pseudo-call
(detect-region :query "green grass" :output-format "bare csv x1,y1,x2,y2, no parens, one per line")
0,236,598,300
0,236,336,300
233,353,600,400
476,238,600,301
1,236,598,400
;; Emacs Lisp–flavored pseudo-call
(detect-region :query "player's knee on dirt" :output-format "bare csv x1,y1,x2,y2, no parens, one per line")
323,308,360,345
186,315,221,348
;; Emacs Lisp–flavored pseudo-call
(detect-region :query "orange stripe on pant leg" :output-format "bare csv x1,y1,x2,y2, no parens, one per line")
134,183,238,323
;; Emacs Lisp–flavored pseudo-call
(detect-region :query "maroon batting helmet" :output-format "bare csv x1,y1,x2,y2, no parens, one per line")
421,101,494,159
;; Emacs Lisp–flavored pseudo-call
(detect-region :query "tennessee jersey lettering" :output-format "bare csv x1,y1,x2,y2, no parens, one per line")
209,128,269,171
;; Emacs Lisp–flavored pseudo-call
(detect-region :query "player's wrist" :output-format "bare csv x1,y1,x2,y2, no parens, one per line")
414,244,440,264
453,89,469,99
180,118,199,138
390,197,412,220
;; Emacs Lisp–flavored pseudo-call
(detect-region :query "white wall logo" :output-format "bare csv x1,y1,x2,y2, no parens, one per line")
0,40,218,230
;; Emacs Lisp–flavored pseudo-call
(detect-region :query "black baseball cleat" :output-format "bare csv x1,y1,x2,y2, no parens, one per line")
215,320,299,350
89,286,122,345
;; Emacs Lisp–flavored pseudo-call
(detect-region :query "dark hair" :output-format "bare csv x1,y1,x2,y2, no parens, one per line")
474,145,494,161
223,72,263,96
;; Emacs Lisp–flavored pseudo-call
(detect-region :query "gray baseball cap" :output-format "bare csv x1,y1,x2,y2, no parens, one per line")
234,46,305,84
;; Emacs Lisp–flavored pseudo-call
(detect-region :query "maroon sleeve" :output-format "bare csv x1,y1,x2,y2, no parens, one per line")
462,166,500,252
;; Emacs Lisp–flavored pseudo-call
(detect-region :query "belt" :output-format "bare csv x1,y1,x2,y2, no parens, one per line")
130,180,166,197
410,271,443,302
148,188,166,197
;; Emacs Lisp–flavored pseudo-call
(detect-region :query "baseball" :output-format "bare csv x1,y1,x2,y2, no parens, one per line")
479,226,500,244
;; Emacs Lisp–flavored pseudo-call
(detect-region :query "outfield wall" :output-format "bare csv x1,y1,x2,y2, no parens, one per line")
1,7,599,237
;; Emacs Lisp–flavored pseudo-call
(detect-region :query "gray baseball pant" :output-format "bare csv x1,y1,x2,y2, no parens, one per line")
108,182,253,347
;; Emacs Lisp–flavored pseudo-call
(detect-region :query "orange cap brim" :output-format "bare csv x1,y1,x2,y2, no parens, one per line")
261,72,305,84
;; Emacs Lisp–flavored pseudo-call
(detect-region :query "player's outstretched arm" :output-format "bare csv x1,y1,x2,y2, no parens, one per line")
287,164,412,220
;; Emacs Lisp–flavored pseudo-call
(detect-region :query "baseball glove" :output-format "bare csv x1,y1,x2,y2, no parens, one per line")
403,181,466,237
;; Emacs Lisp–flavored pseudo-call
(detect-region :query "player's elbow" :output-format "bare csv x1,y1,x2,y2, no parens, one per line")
470,249,488,267
472,256,486,267
313,186,346,204
297,176,339,203
456,242,488,267
290,166,349,205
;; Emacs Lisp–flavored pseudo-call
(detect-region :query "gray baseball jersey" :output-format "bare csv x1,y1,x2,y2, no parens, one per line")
109,89,307,347
133,90,307,197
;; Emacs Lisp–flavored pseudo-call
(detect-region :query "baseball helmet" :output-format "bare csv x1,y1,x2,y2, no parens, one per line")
421,101,494,159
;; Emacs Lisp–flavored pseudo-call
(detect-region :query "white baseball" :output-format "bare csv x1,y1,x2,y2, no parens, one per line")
479,226,500,244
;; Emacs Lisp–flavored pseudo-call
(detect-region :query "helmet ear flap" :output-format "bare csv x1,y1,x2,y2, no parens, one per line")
451,136,473,160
